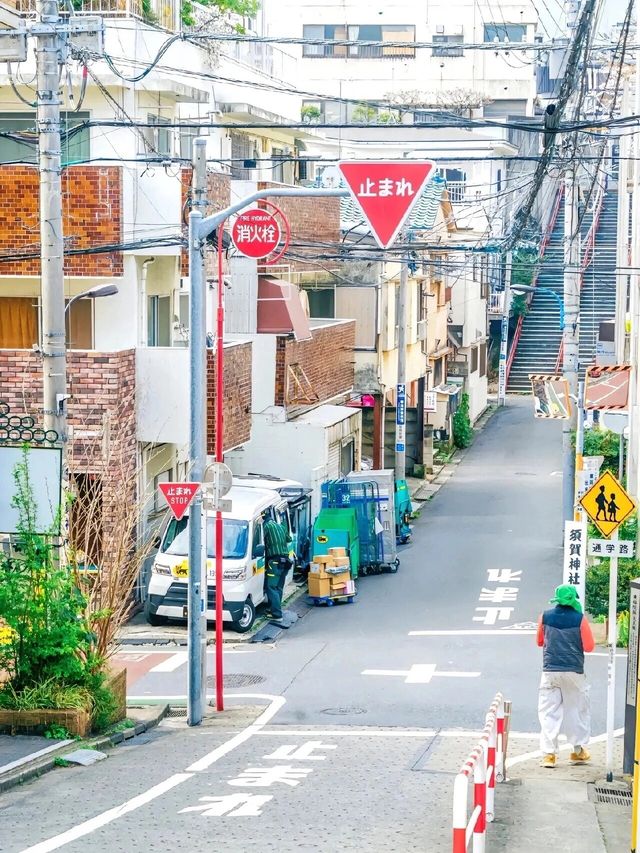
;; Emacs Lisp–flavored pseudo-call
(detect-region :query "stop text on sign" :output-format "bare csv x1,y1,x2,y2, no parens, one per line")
232,208,281,259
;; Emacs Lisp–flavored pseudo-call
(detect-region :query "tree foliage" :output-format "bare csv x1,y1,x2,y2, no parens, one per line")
452,393,474,449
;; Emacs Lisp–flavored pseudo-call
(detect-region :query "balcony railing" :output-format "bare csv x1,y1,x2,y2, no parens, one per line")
16,0,178,30
487,291,505,314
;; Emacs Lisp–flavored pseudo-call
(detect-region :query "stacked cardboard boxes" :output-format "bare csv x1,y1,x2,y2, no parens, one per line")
308,547,356,600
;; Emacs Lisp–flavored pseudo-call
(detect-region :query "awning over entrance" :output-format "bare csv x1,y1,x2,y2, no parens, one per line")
257,276,312,341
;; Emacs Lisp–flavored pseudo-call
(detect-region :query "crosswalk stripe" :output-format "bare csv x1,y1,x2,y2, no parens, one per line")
149,652,188,673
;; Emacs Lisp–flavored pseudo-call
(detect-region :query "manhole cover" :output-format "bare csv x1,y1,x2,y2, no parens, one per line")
322,706,367,716
206,673,266,688
593,784,632,807
167,707,187,718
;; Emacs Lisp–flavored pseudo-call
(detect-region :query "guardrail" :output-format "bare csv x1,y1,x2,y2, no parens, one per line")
553,184,605,373
504,184,563,385
452,693,507,853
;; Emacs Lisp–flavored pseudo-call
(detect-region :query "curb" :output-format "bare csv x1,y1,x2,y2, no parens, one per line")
0,704,169,794
116,584,309,648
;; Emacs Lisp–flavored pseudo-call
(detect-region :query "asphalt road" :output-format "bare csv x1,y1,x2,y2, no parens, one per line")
0,398,627,852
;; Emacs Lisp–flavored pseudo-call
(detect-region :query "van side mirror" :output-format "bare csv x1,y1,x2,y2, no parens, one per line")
152,535,162,549
253,543,265,558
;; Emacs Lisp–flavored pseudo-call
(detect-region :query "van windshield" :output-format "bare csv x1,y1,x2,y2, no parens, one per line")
162,517,249,559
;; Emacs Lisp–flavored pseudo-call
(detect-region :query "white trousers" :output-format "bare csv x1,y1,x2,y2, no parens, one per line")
538,671,591,754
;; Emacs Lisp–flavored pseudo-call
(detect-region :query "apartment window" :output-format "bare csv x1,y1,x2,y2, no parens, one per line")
302,24,415,58
470,346,478,373
142,114,172,157
230,132,256,179
0,297,38,347
432,34,464,57
479,342,487,377
439,167,466,203
484,23,526,43
147,295,171,347
0,112,90,164
65,298,93,350
496,168,502,192
153,470,172,513
306,287,335,318
180,126,202,160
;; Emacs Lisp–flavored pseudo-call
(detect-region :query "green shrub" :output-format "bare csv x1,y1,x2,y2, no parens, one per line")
618,611,630,648
452,393,473,449
586,556,640,619
581,429,621,476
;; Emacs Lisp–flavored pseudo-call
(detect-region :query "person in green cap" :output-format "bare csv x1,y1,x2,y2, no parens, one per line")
536,584,595,768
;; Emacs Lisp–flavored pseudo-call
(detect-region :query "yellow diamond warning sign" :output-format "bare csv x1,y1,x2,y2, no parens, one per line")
579,470,636,538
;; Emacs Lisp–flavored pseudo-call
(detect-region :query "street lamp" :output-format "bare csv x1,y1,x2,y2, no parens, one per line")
65,284,119,315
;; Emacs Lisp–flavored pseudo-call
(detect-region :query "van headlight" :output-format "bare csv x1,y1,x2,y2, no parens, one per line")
153,562,172,576
223,568,246,580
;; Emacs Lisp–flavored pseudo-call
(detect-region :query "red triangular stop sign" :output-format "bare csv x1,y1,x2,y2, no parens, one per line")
338,160,436,249
158,482,200,521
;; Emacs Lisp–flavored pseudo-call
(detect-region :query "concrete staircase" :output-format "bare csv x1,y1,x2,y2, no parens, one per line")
507,205,565,392
579,191,617,376
507,189,618,393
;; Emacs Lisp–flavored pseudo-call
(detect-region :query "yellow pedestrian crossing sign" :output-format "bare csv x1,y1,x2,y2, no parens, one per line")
580,470,636,538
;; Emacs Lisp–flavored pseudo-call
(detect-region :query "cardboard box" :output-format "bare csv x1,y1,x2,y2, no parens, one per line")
308,576,331,598
329,547,347,558
309,562,330,577
333,556,350,568
314,554,335,566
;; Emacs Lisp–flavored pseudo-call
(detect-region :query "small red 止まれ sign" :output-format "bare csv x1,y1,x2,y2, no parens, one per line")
158,482,200,520
232,208,281,259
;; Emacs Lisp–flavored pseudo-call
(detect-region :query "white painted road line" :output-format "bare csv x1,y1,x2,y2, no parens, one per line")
20,774,194,853
149,652,188,673
19,693,285,853
362,664,480,684
506,728,625,768
409,629,536,636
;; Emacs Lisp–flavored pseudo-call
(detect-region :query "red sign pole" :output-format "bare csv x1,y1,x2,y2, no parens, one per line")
214,223,225,712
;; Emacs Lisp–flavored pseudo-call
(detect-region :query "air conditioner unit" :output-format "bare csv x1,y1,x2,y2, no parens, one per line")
417,319,428,341
436,24,445,33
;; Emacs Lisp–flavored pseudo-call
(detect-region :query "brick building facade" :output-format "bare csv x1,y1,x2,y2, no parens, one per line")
206,342,252,454
0,166,123,276
274,320,356,414
180,169,231,276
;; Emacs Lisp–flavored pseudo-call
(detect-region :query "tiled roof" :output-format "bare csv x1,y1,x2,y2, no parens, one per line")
340,175,447,233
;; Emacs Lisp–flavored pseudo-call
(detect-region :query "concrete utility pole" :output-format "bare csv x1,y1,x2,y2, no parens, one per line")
615,81,630,365
628,23,640,506
0,8,103,443
395,257,408,479
562,168,581,523
37,0,66,439
187,138,208,726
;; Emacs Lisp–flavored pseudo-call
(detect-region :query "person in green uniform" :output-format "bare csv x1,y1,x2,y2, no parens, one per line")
263,512,292,620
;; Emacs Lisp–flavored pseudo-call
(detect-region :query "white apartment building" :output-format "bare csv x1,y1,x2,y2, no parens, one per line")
265,0,540,118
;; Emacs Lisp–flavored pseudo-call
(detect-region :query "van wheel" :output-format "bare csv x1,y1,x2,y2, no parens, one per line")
232,599,256,633
144,598,168,627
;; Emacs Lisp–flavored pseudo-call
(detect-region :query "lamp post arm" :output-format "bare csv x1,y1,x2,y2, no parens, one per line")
197,187,349,242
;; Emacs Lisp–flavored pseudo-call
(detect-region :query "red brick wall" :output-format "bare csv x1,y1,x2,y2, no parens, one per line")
0,348,135,465
181,169,231,276
274,321,355,412
0,166,123,276
257,182,340,271
257,182,340,243
206,342,252,454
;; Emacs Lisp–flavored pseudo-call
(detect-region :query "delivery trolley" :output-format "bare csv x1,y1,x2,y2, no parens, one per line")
321,478,399,575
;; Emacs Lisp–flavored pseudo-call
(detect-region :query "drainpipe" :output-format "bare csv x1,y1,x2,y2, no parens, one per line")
139,257,156,346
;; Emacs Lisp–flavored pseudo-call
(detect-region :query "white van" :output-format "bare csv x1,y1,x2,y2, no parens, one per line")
145,486,291,633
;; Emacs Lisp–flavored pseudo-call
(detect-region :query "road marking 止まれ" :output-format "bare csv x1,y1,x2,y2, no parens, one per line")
362,664,480,684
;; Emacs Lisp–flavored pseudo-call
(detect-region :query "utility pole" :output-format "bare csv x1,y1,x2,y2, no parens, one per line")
1,8,103,444
395,255,408,480
187,138,208,726
37,0,66,440
628,20,640,507
497,251,513,407
615,81,630,365
562,168,581,523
